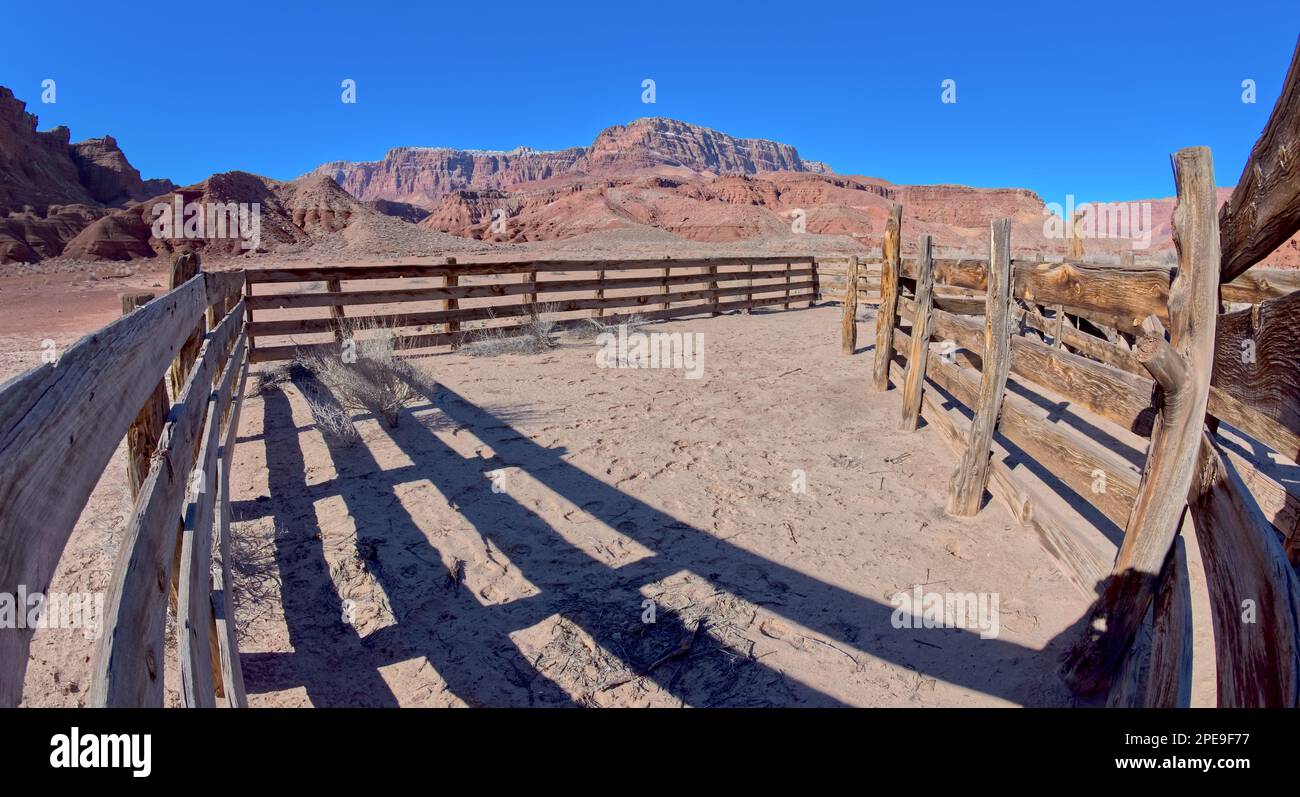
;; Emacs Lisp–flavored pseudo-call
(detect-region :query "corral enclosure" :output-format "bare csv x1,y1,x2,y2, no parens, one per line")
2,40,1299,709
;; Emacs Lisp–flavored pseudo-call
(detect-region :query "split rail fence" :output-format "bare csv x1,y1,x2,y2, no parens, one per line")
848,36,1300,706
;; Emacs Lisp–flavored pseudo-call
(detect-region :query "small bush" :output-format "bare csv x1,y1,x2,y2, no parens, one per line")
460,302,559,357
294,318,430,428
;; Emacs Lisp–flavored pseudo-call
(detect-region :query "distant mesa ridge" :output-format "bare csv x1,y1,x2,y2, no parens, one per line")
1,84,1297,267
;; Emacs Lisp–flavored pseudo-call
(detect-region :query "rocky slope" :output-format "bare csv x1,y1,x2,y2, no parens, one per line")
0,86,176,263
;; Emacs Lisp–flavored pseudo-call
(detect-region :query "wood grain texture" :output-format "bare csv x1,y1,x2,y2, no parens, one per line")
841,256,859,355
1061,147,1222,697
873,207,904,390
892,328,1116,595
121,293,169,501
1190,432,1300,706
213,348,250,707
947,219,1014,516
1219,36,1300,281
1212,289,1300,460
89,298,246,707
178,330,246,708
0,275,208,707
899,236,935,431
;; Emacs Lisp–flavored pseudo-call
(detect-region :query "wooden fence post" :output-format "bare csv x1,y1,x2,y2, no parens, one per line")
169,252,203,399
710,263,720,316
595,269,606,319
946,219,1014,515
326,278,345,343
873,203,903,390
1061,146,1222,697
445,257,459,350
744,262,754,314
121,293,169,501
783,261,792,309
661,264,671,311
809,258,819,307
899,235,935,431
841,255,860,354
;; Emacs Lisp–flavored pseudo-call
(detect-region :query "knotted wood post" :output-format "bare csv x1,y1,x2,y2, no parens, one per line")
710,263,721,316
840,255,860,354
1061,147,1221,697
595,268,606,319
660,264,671,311
873,203,903,390
744,262,754,314
899,235,935,431
946,219,1014,515
121,293,169,501
782,261,792,309
808,258,819,307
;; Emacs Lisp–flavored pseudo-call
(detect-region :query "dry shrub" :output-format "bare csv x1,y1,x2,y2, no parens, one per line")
568,313,649,342
461,302,560,357
294,318,431,428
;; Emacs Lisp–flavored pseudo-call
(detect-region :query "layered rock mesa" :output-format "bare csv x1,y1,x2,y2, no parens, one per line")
0,85,176,262
313,117,832,209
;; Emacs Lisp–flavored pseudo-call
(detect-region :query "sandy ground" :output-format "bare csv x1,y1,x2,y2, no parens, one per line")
225,305,1089,707
7,263,1093,707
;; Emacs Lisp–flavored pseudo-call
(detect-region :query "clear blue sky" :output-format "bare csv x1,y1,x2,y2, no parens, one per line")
2,1,1295,204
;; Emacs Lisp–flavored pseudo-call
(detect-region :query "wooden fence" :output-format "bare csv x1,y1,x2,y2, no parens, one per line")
864,137,1300,704
0,256,249,707
243,256,818,363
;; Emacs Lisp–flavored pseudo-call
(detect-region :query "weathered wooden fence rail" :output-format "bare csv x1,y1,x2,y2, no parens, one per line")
859,72,1300,708
0,255,249,708
244,256,817,363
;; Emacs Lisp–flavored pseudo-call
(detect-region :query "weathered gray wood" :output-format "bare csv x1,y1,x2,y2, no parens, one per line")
243,255,815,284
1144,535,1194,707
841,256,860,355
251,289,817,363
899,257,1171,330
1190,431,1300,706
213,348,250,707
1061,147,1222,697
121,293,169,501
892,328,1116,595
1219,36,1300,281
899,302,1142,526
947,219,1014,516
1220,268,1300,304
89,298,246,707
325,277,346,344
178,330,246,708
0,275,209,707
873,203,903,390
169,252,204,399
1212,288,1300,460
249,279,817,337
900,236,935,431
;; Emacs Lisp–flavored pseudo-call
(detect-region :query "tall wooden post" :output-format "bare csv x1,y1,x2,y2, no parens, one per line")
808,258,819,308
121,293,169,502
744,262,754,314
168,252,203,399
782,261,792,309
873,203,903,391
1061,147,1222,697
445,256,460,350
709,263,720,316
660,264,671,312
595,269,606,319
946,219,1014,516
899,235,935,432
840,255,860,354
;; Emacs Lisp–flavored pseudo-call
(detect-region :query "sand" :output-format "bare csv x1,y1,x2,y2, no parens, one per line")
5,262,1091,707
